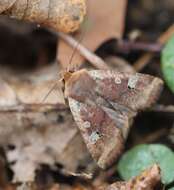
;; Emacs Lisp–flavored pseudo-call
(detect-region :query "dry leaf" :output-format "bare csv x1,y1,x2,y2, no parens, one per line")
103,164,161,190
1,0,86,33
0,63,64,105
58,0,127,69
0,108,95,182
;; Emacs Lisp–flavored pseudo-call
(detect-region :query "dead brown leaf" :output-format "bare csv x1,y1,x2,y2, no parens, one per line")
58,0,127,69
0,108,95,182
101,164,161,190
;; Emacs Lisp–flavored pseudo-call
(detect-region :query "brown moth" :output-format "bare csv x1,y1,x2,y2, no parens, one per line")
63,69,163,169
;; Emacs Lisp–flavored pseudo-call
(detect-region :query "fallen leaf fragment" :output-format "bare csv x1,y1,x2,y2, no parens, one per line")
103,164,161,190
2,110,94,182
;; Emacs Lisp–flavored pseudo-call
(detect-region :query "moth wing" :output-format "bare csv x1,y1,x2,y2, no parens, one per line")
88,70,163,111
68,97,131,169
65,69,163,168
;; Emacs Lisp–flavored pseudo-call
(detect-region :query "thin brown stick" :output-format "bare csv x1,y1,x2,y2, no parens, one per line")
0,104,68,113
116,40,162,53
134,24,174,71
61,169,93,179
57,32,109,70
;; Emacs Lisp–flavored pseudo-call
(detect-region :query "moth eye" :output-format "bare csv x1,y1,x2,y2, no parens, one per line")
115,77,122,84
127,74,139,89
83,121,91,128
89,131,101,144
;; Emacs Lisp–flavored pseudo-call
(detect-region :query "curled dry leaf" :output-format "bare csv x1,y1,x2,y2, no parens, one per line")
64,69,163,168
103,164,161,190
0,0,86,33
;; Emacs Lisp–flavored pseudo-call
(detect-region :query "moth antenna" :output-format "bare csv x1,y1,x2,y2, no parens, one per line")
42,82,59,103
67,32,85,72
42,29,85,102
67,41,78,72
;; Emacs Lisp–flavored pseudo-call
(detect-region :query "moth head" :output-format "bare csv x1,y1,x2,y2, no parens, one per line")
63,69,89,99
62,71,73,82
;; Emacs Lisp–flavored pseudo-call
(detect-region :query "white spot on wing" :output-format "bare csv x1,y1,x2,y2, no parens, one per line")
89,131,100,144
128,74,139,89
83,121,91,128
115,77,122,84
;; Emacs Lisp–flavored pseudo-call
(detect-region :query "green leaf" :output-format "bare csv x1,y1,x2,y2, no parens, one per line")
161,35,174,93
117,144,154,180
168,188,174,190
118,144,174,185
149,144,174,184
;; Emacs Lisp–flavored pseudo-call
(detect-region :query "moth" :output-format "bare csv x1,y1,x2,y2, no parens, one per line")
39,30,164,170
62,67,163,169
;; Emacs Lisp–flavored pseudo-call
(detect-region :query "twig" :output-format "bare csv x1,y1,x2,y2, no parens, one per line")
149,104,174,113
61,169,93,179
0,104,68,113
57,32,109,70
134,24,174,71
116,40,163,53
